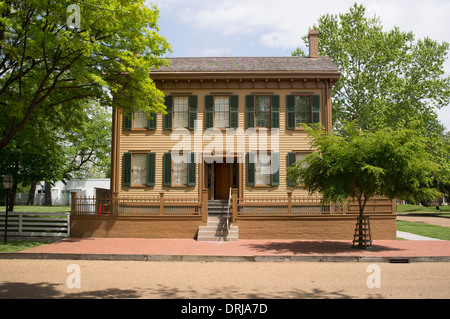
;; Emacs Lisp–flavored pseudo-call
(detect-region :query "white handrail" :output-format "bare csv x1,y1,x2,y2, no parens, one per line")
227,187,231,241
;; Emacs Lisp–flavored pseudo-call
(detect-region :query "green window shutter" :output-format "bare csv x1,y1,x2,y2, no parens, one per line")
245,95,254,129
146,152,156,186
287,152,297,186
312,95,321,124
205,95,214,129
147,113,157,130
187,152,196,186
188,95,198,130
230,95,239,128
271,152,280,186
122,153,131,186
271,95,280,129
123,112,132,130
163,152,172,186
163,95,173,130
246,152,255,186
286,95,295,129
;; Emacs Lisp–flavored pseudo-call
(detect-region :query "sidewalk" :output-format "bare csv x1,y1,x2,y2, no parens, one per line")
2,236,449,262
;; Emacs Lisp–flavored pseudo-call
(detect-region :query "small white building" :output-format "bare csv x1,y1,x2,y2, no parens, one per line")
16,179,110,206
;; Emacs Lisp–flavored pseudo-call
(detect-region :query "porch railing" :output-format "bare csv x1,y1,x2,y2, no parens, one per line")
71,192,202,217
71,191,395,221
231,191,395,222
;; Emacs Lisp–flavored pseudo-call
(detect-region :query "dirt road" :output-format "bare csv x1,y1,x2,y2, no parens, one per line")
1,259,449,299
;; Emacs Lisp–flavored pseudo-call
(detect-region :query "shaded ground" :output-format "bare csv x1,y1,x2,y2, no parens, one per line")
1,259,449,299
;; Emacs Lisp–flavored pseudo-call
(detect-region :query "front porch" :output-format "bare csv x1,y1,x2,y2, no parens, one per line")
69,191,397,240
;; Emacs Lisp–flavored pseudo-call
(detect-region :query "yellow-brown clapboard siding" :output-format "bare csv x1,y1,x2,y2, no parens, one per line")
117,87,326,199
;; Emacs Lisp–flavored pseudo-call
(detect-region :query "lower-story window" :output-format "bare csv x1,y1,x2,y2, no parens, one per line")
172,160,188,186
132,153,147,185
255,154,271,186
246,152,279,186
163,152,196,187
122,152,155,187
287,151,311,186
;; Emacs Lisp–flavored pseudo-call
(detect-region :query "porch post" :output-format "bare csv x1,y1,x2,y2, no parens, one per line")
112,192,119,214
202,188,209,223
71,192,77,215
287,191,292,216
159,192,164,215
231,188,238,224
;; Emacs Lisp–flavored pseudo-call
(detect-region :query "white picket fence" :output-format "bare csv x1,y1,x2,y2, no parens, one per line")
0,211,70,237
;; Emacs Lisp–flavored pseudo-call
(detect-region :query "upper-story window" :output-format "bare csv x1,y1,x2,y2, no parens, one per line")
163,95,198,130
255,96,271,128
245,95,280,129
205,95,239,129
133,111,148,129
122,111,157,130
286,95,321,129
173,96,189,128
214,96,230,128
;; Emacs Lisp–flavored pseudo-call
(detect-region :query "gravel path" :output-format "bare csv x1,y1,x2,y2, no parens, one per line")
1,259,449,299
396,214,450,227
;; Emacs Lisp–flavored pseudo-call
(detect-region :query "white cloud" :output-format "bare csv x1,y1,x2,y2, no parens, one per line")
154,0,450,51
151,0,450,129
260,31,301,50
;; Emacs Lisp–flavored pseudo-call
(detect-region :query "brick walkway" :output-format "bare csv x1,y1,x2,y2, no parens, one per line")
16,237,450,261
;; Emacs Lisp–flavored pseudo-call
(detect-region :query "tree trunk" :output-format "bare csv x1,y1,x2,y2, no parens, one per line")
44,182,52,206
7,181,18,212
26,182,36,205
352,196,372,249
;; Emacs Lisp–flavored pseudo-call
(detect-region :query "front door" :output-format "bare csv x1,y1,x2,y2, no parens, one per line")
214,163,232,199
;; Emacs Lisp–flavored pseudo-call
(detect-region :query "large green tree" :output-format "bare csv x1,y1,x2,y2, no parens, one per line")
0,0,171,150
0,102,112,209
287,122,441,247
291,2,450,207
292,3,450,131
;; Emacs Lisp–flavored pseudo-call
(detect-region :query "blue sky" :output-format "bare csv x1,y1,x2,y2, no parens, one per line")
149,0,450,130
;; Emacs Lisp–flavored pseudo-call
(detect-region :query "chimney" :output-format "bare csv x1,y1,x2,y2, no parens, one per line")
308,30,319,58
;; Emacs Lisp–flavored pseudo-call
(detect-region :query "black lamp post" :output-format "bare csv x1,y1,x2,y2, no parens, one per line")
3,174,13,245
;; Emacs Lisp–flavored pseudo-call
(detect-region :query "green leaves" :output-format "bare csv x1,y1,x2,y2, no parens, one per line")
0,0,171,149
287,122,441,215
292,3,450,132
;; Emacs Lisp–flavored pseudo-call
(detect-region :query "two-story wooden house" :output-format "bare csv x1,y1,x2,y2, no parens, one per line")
71,31,397,240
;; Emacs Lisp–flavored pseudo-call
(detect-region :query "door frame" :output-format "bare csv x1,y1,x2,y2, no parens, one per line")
203,155,240,200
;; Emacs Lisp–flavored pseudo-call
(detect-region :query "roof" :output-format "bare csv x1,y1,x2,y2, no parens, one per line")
152,56,340,73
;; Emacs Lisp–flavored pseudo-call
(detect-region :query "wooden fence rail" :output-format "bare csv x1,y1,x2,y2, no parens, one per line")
71,191,395,224
231,191,395,223
0,211,70,237
71,192,202,217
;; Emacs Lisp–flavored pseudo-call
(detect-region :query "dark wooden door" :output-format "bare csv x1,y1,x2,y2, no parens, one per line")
214,163,231,199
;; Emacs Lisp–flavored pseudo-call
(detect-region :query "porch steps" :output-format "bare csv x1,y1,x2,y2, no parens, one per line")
207,200,229,215
197,200,238,241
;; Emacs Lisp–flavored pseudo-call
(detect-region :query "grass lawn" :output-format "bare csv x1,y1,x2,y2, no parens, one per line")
0,205,70,213
0,239,52,252
396,220,450,240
